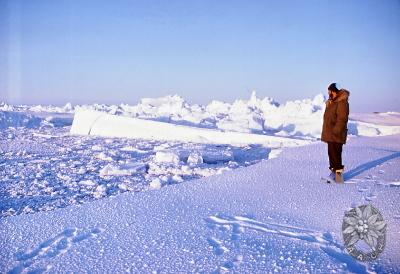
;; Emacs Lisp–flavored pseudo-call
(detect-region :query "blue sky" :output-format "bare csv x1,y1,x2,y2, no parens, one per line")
0,0,399,112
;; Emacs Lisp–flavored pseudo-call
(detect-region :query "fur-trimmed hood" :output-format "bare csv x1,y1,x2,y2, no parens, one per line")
336,89,350,102
326,89,350,105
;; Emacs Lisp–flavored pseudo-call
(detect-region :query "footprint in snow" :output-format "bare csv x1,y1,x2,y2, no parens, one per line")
207,237,229,256
357,186,369,192
364,192,377,202
9,227,103,274
205,214,372,274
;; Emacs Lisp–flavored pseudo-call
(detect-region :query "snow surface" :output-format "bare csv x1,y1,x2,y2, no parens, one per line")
350,112,400,127
1,125,272,218
1,94,400,273
1,133,399,273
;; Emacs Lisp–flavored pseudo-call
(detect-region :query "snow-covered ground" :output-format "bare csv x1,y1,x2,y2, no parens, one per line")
1,124,277,218
1,94,400,273
1,134,399,273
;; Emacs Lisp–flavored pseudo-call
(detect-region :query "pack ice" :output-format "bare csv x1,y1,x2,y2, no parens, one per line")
1,94,400,273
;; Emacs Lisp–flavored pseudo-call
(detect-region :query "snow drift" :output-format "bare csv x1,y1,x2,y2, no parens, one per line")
70,109,309,147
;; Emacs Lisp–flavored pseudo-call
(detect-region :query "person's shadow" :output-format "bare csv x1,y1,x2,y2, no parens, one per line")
344,151,400,180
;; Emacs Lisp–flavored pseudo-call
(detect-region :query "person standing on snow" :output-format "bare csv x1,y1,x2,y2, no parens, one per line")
321,83,350,183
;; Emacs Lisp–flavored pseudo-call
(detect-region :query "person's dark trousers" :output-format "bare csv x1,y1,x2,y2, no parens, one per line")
328,142,344,171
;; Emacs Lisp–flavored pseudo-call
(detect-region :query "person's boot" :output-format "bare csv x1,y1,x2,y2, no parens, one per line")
335,168,344,183
325,168,336,183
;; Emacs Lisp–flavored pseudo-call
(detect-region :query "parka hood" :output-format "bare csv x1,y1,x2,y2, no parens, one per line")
336,89,350,102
